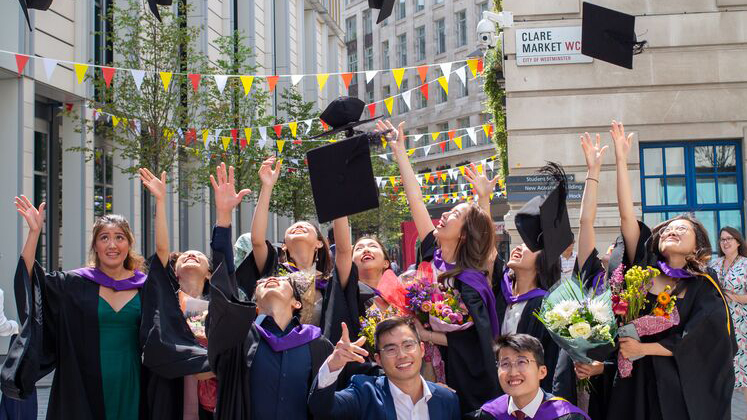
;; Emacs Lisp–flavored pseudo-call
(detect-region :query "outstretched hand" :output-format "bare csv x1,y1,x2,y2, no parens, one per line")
464,163,499,199
14,195,45,233
376,119,406,155
139,168,167,201
610,120,634,162
580,132,608,173
258,156,282,187
327,322,369,372
210,162,251,216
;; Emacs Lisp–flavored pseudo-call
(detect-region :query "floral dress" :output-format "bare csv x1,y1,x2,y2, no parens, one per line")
710,255,747,387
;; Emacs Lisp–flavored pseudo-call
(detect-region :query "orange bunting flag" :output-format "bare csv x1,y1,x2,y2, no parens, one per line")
276,140,286,154
477,59,484,74
417,66,428,83
273,124,283,138
482,123,493,138
240,75,254,95
266,76,279,92
244,128,252,146
420,84,429,100
384,97,394,115
367,103,377,117
447,130,456,141
159,72,173,91
439,141,446,153
101,67,116,88
289,121,298,138
188,74,201,92
437,76,448,95
431,132,440,142
392,68,406,89
317,73,330,91
74,64,89,84
15,54,29,76
341,73,354,89
321,120,330,131
467,59,479,78
454,136,463,150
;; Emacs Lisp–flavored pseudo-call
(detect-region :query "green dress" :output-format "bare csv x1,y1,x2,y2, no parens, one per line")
98,294,141,420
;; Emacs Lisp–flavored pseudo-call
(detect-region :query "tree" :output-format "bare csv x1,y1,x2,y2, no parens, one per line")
483,0,508,177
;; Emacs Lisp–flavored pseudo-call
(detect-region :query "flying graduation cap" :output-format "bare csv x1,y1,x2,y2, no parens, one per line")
514,162,574,271
369,0,395,24
581,2,647,69
17,0,53,31
148,0,173,22
310,96,380,139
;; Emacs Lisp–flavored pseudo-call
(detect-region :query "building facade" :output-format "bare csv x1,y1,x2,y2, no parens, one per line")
502,0,747,252
0,0,344,350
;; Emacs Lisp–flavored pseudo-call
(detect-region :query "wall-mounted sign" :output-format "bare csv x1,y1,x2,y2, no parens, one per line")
506,174,584,202
515,26,592,66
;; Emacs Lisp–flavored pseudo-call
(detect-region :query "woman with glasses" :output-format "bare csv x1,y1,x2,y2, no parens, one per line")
710,226,747,411
609,120,736,420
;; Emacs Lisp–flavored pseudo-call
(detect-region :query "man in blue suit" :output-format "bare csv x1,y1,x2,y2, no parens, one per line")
308,317,460,420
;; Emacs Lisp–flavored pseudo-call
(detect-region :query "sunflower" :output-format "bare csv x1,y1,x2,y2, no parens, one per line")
653,307,665,317
657,292,671,305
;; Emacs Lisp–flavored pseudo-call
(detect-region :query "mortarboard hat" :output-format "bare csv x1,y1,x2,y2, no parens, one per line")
18,0,54,31
369,0,395,24
148,0,173,22
514,162,574,270
581,2,647,69
307,132,380,223
310,97,380,139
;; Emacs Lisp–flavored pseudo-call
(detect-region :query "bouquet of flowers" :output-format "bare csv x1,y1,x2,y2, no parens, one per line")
186,310,209,345
609,265,680,377
359,305,403,348
403,263,473,332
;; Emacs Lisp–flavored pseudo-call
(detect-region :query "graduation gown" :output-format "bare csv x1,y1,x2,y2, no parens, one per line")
418,232,501,413
606,221,737,420
207,250,333,420
465,390,589,420
0,258,148,420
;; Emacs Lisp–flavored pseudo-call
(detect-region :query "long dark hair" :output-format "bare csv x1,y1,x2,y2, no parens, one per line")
535,250,561,290
354,235,392,269
439,202,496,282
717,226,747,258
650,214,712,276
285,221,333,279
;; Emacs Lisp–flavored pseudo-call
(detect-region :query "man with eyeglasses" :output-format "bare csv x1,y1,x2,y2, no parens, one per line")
467,334,589,419
309,317,460,420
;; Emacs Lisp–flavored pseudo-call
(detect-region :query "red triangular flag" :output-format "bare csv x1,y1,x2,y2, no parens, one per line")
367,103,377,117
477,59,484,74
439,142,446,153
65,103,74,112
15,54,29,76
231,129,238,144
393,186,399,193
420,84,429,100
240,138,247,149
341,73,354,89
273,124,282,137
447,130,456,141
186,128,196,145
293,139,302,145
321,120,329,131
417,66,428,83
187,74,201,92
101,67,116,88
267,76,279,92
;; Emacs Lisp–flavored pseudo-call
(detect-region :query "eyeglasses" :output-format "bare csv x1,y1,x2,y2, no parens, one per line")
720,237,736,243
378,339,419,358
661,225,690,236
498,357,536,372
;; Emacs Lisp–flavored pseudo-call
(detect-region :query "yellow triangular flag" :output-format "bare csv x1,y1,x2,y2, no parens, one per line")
202,130,209,148
425,195,430,202
490,193,495,200
382,137,387,149
221,136,231,150
407,149,415,156
477,164,483,174
288,121,298,138
384,97,394,115
483,124,492,138
392,68,405,89
74,64,88,84
328,139,337,143
452,192,458,200
160,72,173,91
431,132,440,142
276,140,286,154
454,136,462,150
240,75,254,95
441,172,447,181
459,166,466,176
111,116,120,127
244,128,252,146
438,76,449,95
317,73,330,91
467,59,479,78
425,173,432,182
164,129,174,141
389,176,397,187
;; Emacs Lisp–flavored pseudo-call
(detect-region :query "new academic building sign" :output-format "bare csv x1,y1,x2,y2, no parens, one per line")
515,27,592,66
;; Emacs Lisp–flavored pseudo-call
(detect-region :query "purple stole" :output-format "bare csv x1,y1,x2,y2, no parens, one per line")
70,267,146,291
281,262,328,290
254,318,321,352
480,394,591,420
656,261,694,279
501,269,548,304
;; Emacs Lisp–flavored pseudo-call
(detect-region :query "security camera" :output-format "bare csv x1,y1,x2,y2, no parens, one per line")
476,11,513,52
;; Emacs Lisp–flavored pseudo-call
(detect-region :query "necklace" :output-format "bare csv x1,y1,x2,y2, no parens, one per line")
721,256,740,280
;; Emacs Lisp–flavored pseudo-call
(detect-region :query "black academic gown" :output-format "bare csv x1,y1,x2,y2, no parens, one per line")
140,256,212,419
606,221,737,420
207,250,334,420
418,232,501,414
1,258,148,420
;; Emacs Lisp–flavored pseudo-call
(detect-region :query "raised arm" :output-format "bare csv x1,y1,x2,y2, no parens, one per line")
139,168,169,267
333,217,353,289
611,121,639,263
14,196,45,276
250,157,281,273
376,119,433,241
578,133,608,269
464,163,499,218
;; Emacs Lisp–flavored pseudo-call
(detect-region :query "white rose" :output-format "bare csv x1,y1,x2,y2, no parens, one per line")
587,300,612,324
568,322,592,339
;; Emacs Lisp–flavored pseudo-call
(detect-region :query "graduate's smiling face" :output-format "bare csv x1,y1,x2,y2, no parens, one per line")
352,238,390,273
497,347,546,399
506,244,539,271
433,203,469,243
657,219,697,258
374,324,425,383
284,222,323,252
254,277,302,312
94,224,131,270
175,250,211,279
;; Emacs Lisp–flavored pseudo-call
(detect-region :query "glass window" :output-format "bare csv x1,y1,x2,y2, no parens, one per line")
398,79,409,113
645,178,664,206
415,0,424,12
719,176,739,203
363,9,372,35
455,10,467,47
695,146,714,173
381,41,390,69
720,210,743,234
435,19,446,55
477,2,489,20
397,0,406,20
642,148,663,175
415,26,426,61
397,33,407,67
643,212,666,227
666,177,686,205
694,210,718,250
364,46,373,70
345,16,357,42
94,147,114,217
365,84,375,104
665,147,685,174
435,0,443,4
696,176,717,204
716,145,737,172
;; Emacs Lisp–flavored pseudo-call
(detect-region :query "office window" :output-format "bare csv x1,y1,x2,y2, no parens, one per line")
397,34,408,67
457,117,471,147
477,2,489,20
458,75,469,97
381,41,390,69
94,147,114,217
456,10,467,47
435,19,446,55
640,142,744,249
366,83,375,103
414,0,425,12
364,46,374,69
416,87,428,109
415,26,426,61
435,0,444,4
363,9,373,35
345,16,357,42
347,50,358,91
436,82,447,104
397,0,406,20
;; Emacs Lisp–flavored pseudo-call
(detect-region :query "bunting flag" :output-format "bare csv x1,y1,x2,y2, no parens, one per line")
202,130,210,148
384,97,394,115
188,74,201,92
316,73,329,91
266,76,279,92
288,121,298,138
186,128,196,145
367,103,377,117
437,76,448,95
222,136,231,150
402,90,411,110
273,124,283,137
488,160,495,172
423,144,432,156
455,66,466,86
276,140,286,154
454,136,463,150
304,119,314,134
417,66,428,83
291,75,304,86
483,123,493,138
101,67,116,88
111,116,120,127
389,176,397,187
365,70,378,84
477,59,484,74
341,72,354,89
459,166,466,176
42,58,57,81
240,75,254,95
467,59,479,78
424,173,433,183
392,68,405,89
431,132,440,142
74,64,89,84
413,134,423,143
407,148,416,156
244,128,252,146
15,54,29,76
466,127,477,145
231,129,238,145
214,75,229,94
258,127,268,148
420,84,429,100
159,72,172,91
439,141,446,153
439,62,452,78
240,137,248,149
131,69,145,90
447,130,456,141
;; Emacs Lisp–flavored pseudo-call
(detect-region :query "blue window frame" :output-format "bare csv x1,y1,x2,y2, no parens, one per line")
640,141,744,249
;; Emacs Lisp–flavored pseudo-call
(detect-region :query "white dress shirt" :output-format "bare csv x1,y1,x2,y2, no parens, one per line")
0,289,19,336
508,388,544,418
317,359,433,420
501,301,528,335
560,252,577,281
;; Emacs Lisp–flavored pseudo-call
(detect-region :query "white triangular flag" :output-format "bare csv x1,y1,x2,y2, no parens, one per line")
304,119,314,135
413,134,423,143
379,154,389,161
466,127,477,145
450,169,458,181
134,119,141,134
42,58,58,82
401,90,411,110
456,66,466,86
214,75,229,94
439,62,452,77
365,71,378,84
423,145,432,155
416,175,423,186
131,69,145,91
431,186,437,192
429,196,436,204
291,75,304,86
487,160,495,172
258,127,268,149
290,158,299,165
376,177,383,187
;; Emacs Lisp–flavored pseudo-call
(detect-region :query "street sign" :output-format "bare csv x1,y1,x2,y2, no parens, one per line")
506,173,584,202
515,27,593,66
